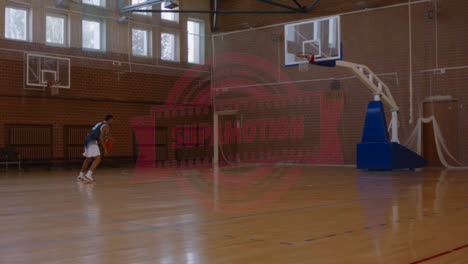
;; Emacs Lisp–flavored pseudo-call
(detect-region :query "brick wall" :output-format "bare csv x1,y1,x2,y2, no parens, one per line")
0,51,175,163
0,0,211,165
2,0,468,166
216,0,408,31
212,0,468,165
0,42,213,164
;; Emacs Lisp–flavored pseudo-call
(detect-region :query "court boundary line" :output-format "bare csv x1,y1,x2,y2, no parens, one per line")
409,243,468,264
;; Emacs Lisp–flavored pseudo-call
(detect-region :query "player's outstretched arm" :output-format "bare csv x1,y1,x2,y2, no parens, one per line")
100,125,110,154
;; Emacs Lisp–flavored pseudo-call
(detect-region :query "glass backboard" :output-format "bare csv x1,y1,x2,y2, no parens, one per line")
285,16,341,66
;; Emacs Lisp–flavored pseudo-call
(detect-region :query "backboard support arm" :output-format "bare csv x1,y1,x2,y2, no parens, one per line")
336,60,400,143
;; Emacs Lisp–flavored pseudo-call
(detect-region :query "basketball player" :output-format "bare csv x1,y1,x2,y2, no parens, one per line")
77,115,113,182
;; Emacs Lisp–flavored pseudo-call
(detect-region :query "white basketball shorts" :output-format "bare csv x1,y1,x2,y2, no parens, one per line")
83,143,101,158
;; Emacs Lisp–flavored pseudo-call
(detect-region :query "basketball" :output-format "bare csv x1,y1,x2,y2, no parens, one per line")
105,138,115,153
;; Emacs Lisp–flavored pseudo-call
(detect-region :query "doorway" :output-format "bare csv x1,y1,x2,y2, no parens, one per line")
213,110,239,164
422,100,459,167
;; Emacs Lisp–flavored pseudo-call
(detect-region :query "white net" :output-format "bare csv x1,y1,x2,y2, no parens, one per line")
211,1,468,167
405,117,468,169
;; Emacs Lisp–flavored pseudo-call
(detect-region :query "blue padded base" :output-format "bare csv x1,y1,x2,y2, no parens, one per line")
357,142,426,171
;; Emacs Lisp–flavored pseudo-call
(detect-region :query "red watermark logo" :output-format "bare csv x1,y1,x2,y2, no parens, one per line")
131,53,344,213
172,116,303,147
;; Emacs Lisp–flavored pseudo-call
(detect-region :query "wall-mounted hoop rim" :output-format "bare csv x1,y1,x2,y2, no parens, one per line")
46,80,61,89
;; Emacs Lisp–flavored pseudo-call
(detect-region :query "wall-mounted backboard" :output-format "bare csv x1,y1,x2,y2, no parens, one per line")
26,53,71,89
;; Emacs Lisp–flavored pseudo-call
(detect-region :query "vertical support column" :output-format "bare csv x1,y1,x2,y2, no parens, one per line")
391,111,399,143
378,82,383,93
374,82,383,103
213,112,219,164
213,163,219,211
408,0,414,124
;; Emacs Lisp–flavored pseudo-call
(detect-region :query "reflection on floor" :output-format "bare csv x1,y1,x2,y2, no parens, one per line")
0,166,467,263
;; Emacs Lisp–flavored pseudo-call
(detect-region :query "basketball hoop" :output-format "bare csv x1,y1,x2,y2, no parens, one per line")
298,63,309,73
295,53,315,73
295,53,316,64
47,81,60,96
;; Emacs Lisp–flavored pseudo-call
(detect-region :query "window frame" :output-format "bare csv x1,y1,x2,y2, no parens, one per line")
81,18,106,52
131,0,152,17
82,0,106,8
4,5,32,42
161,3,179,23
160,31,179,62
131,27,152,58
187,18,205,65
45,13,68,47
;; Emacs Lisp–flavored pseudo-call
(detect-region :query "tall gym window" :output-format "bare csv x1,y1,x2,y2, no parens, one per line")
82,0,106,8
161,3,179,23
187,20,204,64
82,19,105,51
46,14,67,46
132,28,152,57
161,32,177,61
5,6,30,41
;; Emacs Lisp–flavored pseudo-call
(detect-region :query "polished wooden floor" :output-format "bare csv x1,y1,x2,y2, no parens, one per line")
0,165,467,264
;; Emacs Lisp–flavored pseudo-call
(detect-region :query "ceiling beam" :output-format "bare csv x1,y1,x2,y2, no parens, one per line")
291,0,304,9
131,9,298,14
213,0,219,31
255,0,304,12
306,0,321,12
120,0,320,16
117,0,127,12
120,0,164,13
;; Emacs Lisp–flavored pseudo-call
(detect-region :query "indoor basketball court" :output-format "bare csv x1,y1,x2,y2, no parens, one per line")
0,0,467,263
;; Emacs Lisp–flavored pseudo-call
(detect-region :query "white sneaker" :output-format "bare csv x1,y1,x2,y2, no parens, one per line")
84,172,95,183
77,173,86,182
77,176,85,181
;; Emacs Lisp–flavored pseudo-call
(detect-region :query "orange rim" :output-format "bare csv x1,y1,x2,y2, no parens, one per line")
295,53,315,63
